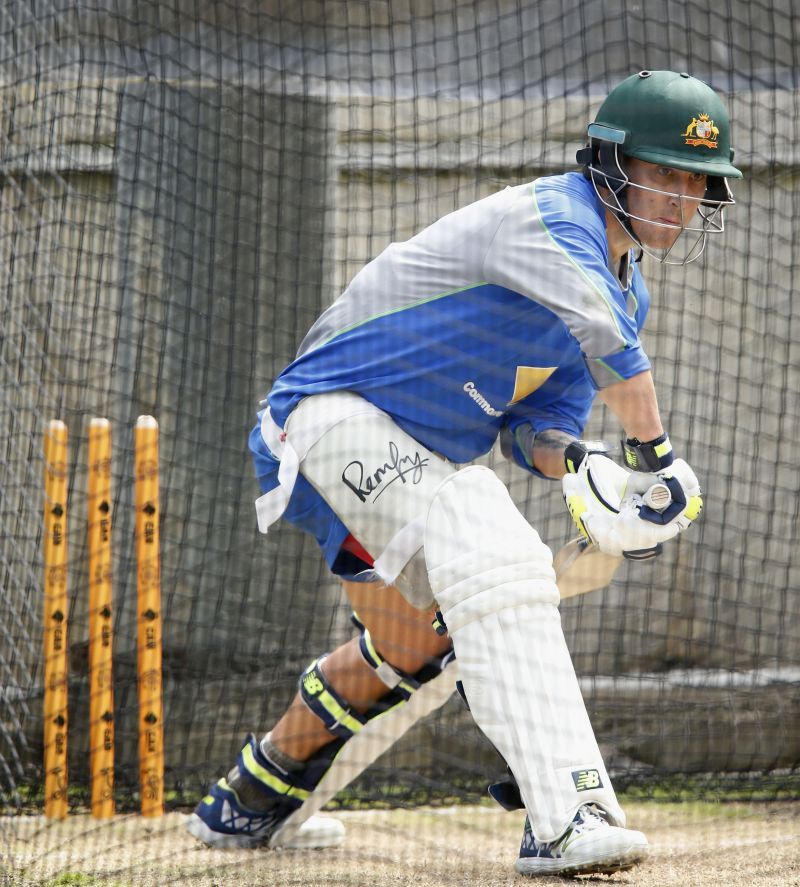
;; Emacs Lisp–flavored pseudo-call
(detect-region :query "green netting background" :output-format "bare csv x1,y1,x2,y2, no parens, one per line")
1,0,799,823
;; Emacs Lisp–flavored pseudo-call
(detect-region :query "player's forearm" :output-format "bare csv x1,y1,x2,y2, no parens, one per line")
528,369,664,479
597,370,663,442
531,429,576,479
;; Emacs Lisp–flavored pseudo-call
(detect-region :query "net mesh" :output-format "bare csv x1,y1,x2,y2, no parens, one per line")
1,0,799,825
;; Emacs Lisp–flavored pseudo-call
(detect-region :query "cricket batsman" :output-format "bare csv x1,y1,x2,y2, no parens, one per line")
186,70,740,876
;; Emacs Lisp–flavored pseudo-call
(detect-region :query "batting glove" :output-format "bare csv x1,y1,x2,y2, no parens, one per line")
561,453,703,560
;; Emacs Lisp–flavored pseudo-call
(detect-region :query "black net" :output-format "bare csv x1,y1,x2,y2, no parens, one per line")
1,0,799,837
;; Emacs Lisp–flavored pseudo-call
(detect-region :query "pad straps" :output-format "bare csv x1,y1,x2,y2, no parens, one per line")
351,612,420,700
300,619,456,739
299,656,368,739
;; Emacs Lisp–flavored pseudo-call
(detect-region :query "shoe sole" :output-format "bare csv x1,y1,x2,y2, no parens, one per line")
515,844,649,876
185,813,267,849
184,812,346,851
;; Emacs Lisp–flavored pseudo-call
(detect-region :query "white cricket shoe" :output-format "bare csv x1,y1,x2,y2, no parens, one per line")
514,804,649,877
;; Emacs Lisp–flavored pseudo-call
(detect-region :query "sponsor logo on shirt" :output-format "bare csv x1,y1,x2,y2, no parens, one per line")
463,381,504,417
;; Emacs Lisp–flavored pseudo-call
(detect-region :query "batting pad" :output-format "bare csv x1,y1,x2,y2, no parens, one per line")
425,466,625,841
293,392,456,608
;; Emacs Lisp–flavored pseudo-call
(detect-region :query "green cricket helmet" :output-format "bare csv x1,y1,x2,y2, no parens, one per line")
577,70,742,263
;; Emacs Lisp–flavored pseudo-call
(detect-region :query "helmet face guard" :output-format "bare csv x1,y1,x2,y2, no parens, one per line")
578,71,743,266
585,138,734,265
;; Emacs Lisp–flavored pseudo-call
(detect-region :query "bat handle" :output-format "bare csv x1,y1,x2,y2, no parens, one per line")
642,482,672,512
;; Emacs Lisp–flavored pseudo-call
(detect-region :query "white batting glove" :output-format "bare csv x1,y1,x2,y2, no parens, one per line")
561,453,703,559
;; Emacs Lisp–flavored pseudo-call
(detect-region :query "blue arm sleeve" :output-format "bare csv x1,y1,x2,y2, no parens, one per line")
584,342,652,390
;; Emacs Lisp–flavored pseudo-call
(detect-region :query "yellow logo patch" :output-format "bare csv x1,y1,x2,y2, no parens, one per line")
302,671,324,696
509,365,558,405
682,113,719,149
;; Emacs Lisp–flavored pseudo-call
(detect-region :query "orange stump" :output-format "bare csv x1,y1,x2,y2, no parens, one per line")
43,420,69,819
87,418,115,818
135,415,164,817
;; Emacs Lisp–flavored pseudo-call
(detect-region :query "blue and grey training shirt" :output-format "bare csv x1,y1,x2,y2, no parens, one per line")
267,171,651,472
